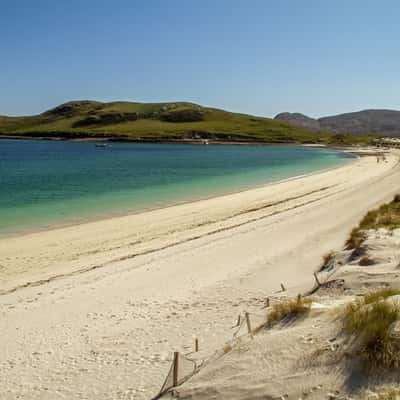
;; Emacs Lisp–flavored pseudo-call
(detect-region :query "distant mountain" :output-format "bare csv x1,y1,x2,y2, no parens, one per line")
274,112,321,131
274,109,400,137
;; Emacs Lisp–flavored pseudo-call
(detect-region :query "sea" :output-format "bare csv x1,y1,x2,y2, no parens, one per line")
0,139,354,236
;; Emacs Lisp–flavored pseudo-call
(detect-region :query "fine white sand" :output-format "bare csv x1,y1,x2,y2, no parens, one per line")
0,150,399,399
174,228,400,400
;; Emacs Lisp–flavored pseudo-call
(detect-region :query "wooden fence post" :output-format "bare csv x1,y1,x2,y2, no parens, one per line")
245,312,252,334
173,351,179,387
314,272,321,286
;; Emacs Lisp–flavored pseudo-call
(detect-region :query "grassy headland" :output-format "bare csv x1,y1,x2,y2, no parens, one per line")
0,100,375,144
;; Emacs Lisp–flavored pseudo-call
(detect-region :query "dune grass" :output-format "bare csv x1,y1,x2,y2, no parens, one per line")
341,289,400,368
359,255,375,266
362,386,400,400
323,251,336,265
345,194,400,252
345,228,368,252
319,250,336,271
267,296,313,325
357,194,400,231
363,289,400,305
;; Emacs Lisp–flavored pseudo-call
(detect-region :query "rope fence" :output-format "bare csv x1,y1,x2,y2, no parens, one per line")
152,263,335,399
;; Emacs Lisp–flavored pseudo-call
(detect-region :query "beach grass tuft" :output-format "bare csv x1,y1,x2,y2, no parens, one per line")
345,194,400,252
341,289,400,368
267,295,313,325
319,250,336,271
363,288,400,305
362,386,400,400
359,255,375,266
345,228,367,252
323,251,336,265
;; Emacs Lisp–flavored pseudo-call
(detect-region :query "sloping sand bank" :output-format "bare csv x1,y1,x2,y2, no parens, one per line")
172,228,400,400
0,150,399,399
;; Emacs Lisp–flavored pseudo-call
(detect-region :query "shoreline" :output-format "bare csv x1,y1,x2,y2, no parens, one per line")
0,149,357,240
0,150,394,293
0,149,399,399
1,134,318,145
0,133,372,149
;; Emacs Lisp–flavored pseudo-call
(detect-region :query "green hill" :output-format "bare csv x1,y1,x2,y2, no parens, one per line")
0,100,372,144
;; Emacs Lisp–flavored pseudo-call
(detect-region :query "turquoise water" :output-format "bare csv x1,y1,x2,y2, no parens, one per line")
0,140,354,236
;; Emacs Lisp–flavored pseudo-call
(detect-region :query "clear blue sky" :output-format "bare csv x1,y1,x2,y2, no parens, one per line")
1,0,400,117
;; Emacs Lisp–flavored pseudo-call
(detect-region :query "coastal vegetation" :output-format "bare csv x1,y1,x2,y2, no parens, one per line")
341,289,400,368
346,194,400,252
319,250,336,271
362,386,400,400
359,255,375,266
267,295,313,325
363,288,400,304
0,100,376,144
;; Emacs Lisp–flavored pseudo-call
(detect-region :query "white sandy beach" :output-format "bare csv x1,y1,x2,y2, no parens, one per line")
0,150,400,399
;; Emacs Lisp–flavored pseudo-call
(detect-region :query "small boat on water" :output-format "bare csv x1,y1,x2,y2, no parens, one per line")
95,143,109,148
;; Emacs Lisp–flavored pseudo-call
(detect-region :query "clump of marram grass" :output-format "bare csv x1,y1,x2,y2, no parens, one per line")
267,295,313,325
341,289,400,368
359,255,375,266
323,251,335,265
345,228,367,252
358,196,400,231
223,344,232,354
362,386,400,400
363,288,400,305
319,250,336,271
345,194,400,253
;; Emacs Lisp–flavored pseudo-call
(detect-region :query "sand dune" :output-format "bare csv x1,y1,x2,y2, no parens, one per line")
0,149,399,399
173,228,400,400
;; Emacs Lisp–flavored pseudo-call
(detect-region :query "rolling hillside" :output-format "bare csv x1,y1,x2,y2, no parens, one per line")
0,100,370,144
